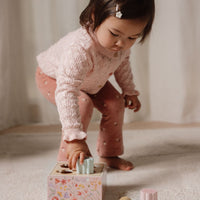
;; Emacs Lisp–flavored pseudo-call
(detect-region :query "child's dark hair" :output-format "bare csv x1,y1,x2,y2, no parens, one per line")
80,0,155,43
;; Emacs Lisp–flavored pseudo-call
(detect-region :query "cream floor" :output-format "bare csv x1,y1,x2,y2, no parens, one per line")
0,122,200,200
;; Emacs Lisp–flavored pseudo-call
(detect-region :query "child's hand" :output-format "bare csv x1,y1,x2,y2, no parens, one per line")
124,95,141,112
65,139,92,169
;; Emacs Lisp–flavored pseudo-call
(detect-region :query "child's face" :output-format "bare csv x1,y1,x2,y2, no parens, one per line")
95,16,147,51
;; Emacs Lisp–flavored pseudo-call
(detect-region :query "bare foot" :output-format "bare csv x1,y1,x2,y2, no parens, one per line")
99,157,134,171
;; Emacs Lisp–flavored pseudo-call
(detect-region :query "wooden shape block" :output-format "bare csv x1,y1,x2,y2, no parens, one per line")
76,157,94,174
48,162,106,200
140,188,157,200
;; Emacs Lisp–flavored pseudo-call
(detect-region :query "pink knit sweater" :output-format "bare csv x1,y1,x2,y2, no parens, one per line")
37,27,139,141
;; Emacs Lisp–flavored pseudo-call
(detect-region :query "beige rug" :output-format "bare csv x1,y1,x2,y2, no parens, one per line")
0,123,200,200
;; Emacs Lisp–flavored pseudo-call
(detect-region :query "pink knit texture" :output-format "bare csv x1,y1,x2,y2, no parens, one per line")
37,27,139,141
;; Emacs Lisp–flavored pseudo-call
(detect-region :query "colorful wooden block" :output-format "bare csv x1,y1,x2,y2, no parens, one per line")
48,162,106,200
76,157,94,174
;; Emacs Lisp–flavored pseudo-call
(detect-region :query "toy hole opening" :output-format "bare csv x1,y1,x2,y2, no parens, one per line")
60,164,69,168
61,170,72,174
56,169,72,174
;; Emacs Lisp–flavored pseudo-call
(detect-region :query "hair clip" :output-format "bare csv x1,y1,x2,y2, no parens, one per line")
115,4,122,19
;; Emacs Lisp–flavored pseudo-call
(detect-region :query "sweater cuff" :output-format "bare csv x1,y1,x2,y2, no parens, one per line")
62,129,87,142
122,89,140,97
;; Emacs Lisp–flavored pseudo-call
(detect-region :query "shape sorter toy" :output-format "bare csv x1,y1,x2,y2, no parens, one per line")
47,159,106,200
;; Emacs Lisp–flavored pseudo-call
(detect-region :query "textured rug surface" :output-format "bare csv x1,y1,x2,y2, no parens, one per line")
0,124,200,200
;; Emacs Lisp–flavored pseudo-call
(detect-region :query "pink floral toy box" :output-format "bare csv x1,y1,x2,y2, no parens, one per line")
47,162,106,200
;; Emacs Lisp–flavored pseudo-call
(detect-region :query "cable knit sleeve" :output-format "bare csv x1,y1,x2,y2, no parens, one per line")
55,45,92,142
114,51,139,96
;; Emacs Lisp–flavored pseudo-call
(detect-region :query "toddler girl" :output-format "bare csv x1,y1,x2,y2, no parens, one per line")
36,0,155,171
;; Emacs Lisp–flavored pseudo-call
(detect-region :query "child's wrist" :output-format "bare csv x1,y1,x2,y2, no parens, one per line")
65,138,86,144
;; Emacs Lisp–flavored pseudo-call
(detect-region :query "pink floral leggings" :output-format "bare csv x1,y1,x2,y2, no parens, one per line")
36,67,125,159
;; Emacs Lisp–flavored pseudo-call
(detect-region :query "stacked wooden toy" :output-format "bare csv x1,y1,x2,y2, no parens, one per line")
47,157,106,200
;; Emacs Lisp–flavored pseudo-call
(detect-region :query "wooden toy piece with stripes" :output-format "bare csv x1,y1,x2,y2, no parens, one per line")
119,188,158,200
47,157,106,200
76,157,94,174
140,188,157,200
